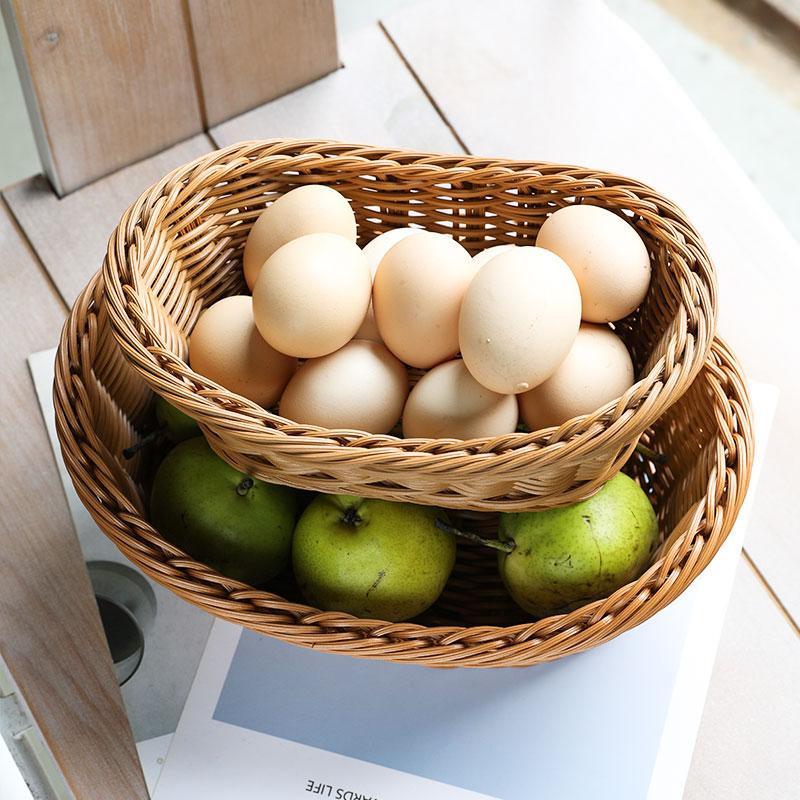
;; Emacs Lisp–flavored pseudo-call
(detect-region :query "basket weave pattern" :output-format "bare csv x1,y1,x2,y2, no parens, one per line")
100,139,717,510
55,273,751,667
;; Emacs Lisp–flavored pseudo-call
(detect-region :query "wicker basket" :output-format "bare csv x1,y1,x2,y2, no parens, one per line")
55,273,750,668
101,139,717,511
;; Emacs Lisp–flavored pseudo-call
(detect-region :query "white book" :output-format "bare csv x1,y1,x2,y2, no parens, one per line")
152,384,777,800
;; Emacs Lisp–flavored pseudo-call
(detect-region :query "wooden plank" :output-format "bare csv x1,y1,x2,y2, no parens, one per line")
0,203,147,798
0,0,203,195
684,559,800,798
755,0,800,28
209,24,461,152
382,0,800,629
187,0,338,127
3,133,213,307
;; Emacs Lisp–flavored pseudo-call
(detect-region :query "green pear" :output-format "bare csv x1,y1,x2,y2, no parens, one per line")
150,437,299,585
292,495,456,621
498,472,658,617
155,395,199,443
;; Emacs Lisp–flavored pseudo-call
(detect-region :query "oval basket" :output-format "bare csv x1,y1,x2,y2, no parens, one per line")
101,139,717,511
55,273,750,668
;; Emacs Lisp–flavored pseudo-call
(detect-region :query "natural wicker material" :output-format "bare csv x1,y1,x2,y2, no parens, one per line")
101,139,717,511
55,273,751,667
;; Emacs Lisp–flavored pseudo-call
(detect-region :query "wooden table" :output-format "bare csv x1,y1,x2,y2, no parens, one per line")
1,2,798,797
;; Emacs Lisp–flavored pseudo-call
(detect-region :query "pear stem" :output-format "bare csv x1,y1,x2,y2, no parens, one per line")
236,477,254,496
435,518,515,553
635,442,668,465
122,428,163,459
341,507,362,527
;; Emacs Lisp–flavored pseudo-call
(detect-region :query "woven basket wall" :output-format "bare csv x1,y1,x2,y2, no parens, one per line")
100,139,717,511
54,273,751,668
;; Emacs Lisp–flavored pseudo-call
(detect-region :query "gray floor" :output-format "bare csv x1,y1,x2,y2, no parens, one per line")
1,0,798,242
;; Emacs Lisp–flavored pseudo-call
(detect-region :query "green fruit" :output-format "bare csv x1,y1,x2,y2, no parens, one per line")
498,472,658,617
150,437,298,585
292,495,456,622
155,395,199,443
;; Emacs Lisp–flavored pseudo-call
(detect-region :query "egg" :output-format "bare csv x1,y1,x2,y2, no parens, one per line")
189,295,296,406
402,359,518,440
518,323,635,430
243,185,357,290
373,232,475,368
536,204,651,323
459,247,581,394
279,339,409,434
472,243,515,269
253,233,371,359
362,227,424,270
355,227,424,342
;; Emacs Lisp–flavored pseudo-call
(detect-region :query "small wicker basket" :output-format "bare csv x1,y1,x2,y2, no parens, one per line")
101,139,717,511
55,273,751,668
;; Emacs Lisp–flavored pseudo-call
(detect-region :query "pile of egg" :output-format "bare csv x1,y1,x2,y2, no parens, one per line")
188,184,651,439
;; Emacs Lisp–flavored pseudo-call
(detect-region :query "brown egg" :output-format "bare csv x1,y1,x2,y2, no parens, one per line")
459,247,581,394
373,232,475,368
519,323,635,430
252,233,372,359
189,295,296,406
402,359,518,440
536,204,651,323
279,340,409,434
355,227,424,342
243,185,357,290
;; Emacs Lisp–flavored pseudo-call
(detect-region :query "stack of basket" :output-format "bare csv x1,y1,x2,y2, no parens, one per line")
54,140,752,667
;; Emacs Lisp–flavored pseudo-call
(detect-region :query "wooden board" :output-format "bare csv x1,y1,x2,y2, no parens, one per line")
382,0,800,632
187,0,338,127
685,560,800,798
3,134,213,306
1,0,203,195
209,23,461,152
0,203,147,798
758,0,800,27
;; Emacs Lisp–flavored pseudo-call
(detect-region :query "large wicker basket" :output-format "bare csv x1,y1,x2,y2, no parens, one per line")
101,139,717,511
55,273,750,668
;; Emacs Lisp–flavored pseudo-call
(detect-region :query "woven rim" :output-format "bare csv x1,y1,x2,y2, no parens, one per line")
54,273,750,668
99,138,717,510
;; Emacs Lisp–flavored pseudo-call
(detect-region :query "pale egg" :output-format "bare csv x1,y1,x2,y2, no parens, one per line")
459,247,581,394
243,185,357,290
402,359,518,440
472,243,515,269
518,323,635,430
253,233,371,359
189,295,296,406
373,232,475,368
355,227,424,342
362,227,424,270
536,204,651,323
279,339,409,434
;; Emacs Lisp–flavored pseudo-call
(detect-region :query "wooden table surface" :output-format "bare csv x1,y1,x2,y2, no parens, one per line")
1,1,798,797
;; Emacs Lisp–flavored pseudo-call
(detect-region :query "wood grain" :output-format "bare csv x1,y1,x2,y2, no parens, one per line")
3,134,213,306
0,203,147,798
187,0,338,127
209,24,460,152
2,0,202,195
757,0,800,27
382,0,800,630
684,560,800,798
